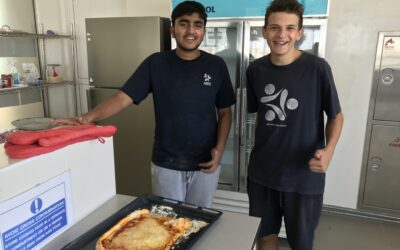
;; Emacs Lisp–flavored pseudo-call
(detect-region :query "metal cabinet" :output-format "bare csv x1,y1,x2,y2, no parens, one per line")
359,32,400,216
363,125,400,211
373,36,400,122
0,88,45,129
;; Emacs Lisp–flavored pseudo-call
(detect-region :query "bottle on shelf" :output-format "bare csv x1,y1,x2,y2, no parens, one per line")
9,60,20,86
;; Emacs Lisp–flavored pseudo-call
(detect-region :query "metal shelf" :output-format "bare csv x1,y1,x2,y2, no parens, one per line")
0,25,71,39
0,24,78,117
0,82,76,92
0,31,71,39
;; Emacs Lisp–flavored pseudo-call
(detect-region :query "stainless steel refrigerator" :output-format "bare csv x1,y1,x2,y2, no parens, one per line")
85,16,171,196
198,19,328,193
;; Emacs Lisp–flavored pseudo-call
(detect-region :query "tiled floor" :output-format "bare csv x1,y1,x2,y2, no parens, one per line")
279,212,400,250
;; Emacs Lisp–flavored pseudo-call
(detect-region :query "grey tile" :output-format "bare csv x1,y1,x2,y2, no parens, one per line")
381,221,400,250
278,212,400,250
314,214,387,250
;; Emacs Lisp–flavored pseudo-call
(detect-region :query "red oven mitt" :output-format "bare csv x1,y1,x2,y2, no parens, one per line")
7,124,96,145
39,125,117,147
4,125,117,159
4,136,97,159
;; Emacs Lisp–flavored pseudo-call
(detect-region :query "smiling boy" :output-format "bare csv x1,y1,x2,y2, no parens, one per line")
56,1,235,208
246,0,344,249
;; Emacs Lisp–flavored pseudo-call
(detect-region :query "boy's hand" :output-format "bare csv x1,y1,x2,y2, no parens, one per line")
309,148,333,173
198,148,221,173
51,116,89,126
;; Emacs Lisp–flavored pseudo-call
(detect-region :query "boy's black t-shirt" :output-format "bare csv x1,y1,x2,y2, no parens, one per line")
121,50,236,171
246,52,341,195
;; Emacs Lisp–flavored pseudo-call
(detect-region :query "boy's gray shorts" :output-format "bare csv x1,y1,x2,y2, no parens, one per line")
151,162,221,208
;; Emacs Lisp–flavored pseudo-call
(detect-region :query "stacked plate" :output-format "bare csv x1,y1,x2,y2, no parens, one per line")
11,117,55,131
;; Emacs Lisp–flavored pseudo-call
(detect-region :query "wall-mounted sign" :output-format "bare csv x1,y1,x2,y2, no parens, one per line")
172,0,329,18
0,172,73,250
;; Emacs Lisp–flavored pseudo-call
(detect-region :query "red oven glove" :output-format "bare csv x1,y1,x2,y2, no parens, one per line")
4,136,97,159
4,125,117,159
8,124,96,145
38,125,117,147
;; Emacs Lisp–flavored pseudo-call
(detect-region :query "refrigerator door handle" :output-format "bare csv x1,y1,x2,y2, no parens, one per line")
86,87,93,110
235,88,241,136
240,88,247,144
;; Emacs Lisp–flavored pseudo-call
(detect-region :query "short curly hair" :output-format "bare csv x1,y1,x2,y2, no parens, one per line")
264,0,304,28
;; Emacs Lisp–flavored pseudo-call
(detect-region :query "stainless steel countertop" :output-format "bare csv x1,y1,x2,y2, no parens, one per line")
43,194,260,250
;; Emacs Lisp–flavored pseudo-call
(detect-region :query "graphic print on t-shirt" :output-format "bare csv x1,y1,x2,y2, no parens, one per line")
260,83,298,127
203,73,212,86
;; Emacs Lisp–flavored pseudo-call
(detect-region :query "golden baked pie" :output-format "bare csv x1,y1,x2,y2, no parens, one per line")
96,209,192,250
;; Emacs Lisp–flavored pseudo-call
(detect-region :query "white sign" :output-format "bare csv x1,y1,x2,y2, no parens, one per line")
0,171,74,250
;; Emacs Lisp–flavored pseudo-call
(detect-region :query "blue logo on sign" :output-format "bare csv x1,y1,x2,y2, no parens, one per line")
30,198,43,214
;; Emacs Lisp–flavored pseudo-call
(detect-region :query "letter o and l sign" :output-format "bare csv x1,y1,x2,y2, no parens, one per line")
205,6,215,13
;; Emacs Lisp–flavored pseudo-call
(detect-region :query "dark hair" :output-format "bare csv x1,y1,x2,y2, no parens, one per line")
264,0,304,28
171,1,207,26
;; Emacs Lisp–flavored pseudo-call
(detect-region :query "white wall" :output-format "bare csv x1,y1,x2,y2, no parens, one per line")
323,0,400,209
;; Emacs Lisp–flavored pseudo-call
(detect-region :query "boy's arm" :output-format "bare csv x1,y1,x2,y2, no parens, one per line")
199,107,232,173
309,112,344,173
54,91,133,125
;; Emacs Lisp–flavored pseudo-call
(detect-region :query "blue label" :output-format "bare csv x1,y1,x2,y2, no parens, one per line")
2,199,67,250
172,0,328,17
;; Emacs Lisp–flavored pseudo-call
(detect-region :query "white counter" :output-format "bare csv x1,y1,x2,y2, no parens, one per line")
0,138,116,222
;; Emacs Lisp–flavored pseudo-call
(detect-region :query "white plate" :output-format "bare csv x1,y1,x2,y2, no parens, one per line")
11,117,54,131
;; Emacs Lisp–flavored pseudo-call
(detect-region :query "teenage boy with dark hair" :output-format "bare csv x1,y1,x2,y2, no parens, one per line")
56,1,235,208
246,0,344,249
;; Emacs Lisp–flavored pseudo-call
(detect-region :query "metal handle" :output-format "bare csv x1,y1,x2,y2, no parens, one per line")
38,23,47,81
86,88,92,109
240,88,247,144
235,88,241,136
370,164,381,172
369,156,382,172
42,87,50,117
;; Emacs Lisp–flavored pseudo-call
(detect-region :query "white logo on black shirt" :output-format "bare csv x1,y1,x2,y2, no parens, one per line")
260,84,298,124
203,74,212,86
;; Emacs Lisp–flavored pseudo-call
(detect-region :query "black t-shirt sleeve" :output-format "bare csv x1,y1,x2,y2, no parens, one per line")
246,64,258,113
320,60,341,118
120,55,153,105
216,59,236,109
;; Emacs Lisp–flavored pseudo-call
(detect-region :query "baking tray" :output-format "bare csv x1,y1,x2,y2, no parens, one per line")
61,195,223,249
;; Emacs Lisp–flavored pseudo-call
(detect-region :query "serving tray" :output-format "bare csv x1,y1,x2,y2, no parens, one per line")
61,195,223,250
